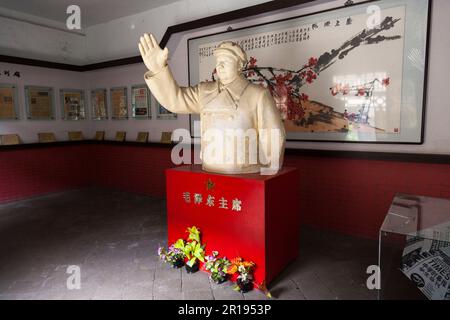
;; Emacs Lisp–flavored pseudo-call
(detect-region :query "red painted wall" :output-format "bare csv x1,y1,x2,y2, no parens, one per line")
0,146,91,203
284,156,450,239
2,144,450,240
89,145,173,198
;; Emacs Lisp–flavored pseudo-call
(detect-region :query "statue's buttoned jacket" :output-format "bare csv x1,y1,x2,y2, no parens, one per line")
145,66,286,174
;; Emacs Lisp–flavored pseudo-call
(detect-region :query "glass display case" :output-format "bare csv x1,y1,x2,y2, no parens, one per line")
379,194,450,300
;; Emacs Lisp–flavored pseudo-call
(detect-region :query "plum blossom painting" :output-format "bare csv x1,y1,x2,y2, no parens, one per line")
188,0,430,143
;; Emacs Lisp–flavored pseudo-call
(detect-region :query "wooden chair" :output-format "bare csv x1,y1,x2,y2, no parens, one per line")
160,131,172,143
136,132,149,143
115,131,126,142
38,132,56,143
94,131,105,141
0,134,20,145
68,131,83,141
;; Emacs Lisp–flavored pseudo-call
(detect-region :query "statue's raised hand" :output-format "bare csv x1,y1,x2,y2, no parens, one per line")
138,33,169,74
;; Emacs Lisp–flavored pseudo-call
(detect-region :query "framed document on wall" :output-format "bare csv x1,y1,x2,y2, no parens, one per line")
110,87,128,120
25,86,55,120
131,84,151,119
156,100,177,120
188,0,430,144
60,89,86,120
91,88,108,120
0,83,19,120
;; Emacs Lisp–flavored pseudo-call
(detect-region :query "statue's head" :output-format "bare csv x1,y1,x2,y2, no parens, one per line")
213,41,247,85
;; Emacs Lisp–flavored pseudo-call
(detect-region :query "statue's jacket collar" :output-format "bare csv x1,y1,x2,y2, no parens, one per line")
199,76,251,111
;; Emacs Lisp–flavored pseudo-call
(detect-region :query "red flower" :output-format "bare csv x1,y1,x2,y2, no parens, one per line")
358,88,366,96
248,57,257,68
274,73,293,84
382,77,390,87
308,57,318,67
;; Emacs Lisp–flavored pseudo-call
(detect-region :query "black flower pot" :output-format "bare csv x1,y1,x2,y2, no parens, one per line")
237,279,253,293
171,258,185,269
211,274,228,284
185,262,199,273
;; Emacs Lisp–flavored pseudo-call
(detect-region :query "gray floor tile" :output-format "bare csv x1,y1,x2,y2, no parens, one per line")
0,188,379,300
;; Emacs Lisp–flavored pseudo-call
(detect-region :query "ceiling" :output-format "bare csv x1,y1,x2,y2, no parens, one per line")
0,0,182,27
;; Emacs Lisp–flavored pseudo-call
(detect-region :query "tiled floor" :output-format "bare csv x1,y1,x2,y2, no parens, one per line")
0,188,378,300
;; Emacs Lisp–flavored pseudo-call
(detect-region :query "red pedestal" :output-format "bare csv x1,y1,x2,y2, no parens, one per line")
166,165,300,285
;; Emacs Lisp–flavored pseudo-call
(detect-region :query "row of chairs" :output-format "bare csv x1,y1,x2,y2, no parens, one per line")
0,131,173,145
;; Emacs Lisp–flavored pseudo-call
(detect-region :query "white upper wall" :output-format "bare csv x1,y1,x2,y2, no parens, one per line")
0,0,270,64
0,62,89,142
84,0,271,63
0,13,87,65
1,0,449,155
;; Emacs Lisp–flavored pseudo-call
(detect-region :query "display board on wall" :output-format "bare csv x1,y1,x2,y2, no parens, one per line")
156,100,177,119
131,84,151,119
0,84,19,120
110,87,128,120
25,85,55,120
188,0,430,144
60,89,86,120
91,88,108,120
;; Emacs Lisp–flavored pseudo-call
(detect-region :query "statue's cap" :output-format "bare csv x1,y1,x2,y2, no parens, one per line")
213,41,247,64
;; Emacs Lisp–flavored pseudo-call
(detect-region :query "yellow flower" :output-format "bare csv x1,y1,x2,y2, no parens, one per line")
227,265,238,275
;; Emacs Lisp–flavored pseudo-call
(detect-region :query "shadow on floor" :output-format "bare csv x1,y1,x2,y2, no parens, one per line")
0,187,379,300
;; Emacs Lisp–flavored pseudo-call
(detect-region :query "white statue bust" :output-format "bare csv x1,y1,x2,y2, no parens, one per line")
139,33,286,175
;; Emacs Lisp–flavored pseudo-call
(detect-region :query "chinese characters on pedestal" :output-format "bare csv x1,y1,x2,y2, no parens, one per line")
182,191,242,212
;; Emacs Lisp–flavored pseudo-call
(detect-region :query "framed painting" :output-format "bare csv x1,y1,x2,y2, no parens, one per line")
25,85,55,120
131,84,151,119
60,89,86,120
188,0,430,143
91,88,108,120
110,87,128,120
0,83,19,120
